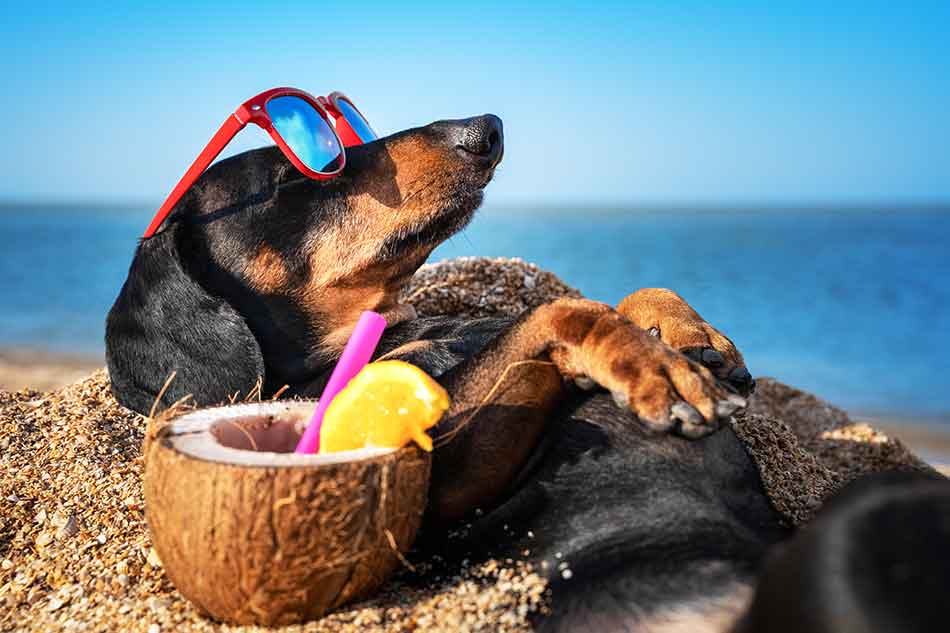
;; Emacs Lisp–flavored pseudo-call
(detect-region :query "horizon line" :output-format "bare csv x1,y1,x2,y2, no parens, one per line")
2,197,950,213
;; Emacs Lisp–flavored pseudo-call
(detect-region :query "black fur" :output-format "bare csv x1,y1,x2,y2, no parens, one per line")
422,393,789,631
105,230,265,413
735,471,950,633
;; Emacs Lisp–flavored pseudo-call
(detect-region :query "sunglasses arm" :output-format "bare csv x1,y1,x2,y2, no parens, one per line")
142,113,247,238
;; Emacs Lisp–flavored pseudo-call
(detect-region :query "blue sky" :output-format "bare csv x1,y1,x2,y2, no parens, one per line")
2,1,948,205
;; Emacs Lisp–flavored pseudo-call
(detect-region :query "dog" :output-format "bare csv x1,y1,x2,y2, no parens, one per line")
734,470,950,633
106,114,946,631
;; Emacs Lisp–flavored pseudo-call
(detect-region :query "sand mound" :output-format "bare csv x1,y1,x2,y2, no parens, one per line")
0,257,937,632
735,379,933,526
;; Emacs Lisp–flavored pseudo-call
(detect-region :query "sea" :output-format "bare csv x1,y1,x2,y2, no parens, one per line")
1,203,948,422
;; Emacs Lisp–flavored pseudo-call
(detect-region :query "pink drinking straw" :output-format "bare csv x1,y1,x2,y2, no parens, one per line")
294,310,388,454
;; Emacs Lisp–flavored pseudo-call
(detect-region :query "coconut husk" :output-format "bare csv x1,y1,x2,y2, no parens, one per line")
145,402,431,626
0,256,939,631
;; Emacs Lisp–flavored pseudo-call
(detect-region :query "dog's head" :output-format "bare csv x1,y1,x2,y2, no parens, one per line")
106,115,503,412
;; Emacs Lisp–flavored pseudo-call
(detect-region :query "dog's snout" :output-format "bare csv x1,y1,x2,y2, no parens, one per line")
452,114,504,165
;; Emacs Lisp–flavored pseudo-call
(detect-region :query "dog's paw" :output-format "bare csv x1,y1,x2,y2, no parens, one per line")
617,288,755,396
544,300,744,438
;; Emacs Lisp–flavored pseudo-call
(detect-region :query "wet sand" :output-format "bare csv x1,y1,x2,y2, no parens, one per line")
861,416,950,471
0,348,103,394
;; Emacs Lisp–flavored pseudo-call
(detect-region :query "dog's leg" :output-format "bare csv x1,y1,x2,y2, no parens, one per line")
617,288,755,395
427,298,743,521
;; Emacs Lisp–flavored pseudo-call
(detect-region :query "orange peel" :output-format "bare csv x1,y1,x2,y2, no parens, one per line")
319,360,450,453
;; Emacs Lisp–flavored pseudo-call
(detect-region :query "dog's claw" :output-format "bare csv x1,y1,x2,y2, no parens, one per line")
715,401,739,418
715,395,747,418
678,418,718,439
642,415,675,433
671,401,704,427
574,375,597,391
612,390,630,409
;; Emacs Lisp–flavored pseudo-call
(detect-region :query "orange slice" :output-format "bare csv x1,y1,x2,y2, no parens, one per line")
319,360,450,453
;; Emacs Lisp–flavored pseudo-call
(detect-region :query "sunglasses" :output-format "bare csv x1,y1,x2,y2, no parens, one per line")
143,87,377,238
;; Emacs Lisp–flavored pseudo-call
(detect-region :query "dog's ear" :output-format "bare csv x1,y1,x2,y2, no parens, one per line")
106,230,265,415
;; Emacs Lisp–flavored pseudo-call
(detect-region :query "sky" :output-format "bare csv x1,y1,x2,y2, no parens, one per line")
1,1,948,206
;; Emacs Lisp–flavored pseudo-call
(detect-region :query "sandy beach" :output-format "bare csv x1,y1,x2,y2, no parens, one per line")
0,348,103,394
1,258,948,631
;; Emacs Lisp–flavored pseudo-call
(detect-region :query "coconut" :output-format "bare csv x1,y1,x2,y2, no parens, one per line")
143,400,431,626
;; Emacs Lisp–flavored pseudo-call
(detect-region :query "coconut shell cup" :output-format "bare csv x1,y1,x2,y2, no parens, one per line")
143,400,431,626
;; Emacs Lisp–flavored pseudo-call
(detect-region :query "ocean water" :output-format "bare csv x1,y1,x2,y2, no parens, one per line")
1,203,948,420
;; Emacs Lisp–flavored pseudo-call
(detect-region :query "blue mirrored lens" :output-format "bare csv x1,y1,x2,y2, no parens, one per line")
265,96,343,173
336,97,377,142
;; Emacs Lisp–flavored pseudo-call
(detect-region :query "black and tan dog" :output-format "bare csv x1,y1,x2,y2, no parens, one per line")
106,115,948,631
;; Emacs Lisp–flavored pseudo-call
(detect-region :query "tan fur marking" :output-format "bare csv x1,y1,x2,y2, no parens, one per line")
284,131,464,359
277,130,484,362
378,340,436,361
306,283,391,355
296,255,427,358
618,288,704,326
617,288,746,372
244,245,290,293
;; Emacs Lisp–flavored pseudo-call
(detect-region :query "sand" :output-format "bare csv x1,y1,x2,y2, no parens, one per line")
0,349,101,394
0,256,944,631
0,372,549,632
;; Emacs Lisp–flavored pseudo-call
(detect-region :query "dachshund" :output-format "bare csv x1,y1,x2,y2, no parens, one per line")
106,114,943,631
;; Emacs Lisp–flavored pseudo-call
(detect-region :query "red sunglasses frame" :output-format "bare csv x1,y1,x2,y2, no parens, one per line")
142,87,373,239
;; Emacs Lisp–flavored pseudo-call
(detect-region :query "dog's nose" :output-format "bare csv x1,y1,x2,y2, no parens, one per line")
452,114,504,165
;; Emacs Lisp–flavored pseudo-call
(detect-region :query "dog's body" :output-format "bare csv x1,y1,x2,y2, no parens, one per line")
107,114,948,631
436,393,790,632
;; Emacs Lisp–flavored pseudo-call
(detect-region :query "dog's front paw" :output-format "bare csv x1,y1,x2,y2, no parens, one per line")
617,288,755,396
544,300,744,438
